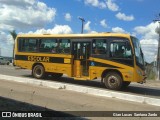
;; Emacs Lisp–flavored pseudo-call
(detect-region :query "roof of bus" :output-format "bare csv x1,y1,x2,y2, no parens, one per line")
17,32,132,38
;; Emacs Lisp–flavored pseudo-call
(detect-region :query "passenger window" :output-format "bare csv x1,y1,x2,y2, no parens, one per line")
92,39,107,54
18,38,24,51
18,38,38,52
39,39,57,53
58,39,71,54
110,42,132,58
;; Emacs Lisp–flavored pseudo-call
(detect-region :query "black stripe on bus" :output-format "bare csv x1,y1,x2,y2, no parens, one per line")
88,60,122,68
15,55,65,64
15,55,126,68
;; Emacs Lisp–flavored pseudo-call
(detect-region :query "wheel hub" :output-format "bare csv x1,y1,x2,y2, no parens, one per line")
110,78,116,83
108,76,119,87
36,68,41,75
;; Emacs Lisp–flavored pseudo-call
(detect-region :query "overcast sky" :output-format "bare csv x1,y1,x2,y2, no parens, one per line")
0,0,160,63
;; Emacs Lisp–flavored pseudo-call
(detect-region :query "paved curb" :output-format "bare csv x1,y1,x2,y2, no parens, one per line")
0,74,160,107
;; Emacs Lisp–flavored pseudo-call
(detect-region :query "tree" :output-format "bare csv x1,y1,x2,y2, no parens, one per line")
9,30,17,66
10,30,17,40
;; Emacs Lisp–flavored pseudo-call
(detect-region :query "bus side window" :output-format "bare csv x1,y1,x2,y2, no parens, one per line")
18,38,37,52
92,39,107,54
110,42,132,58
125,42,132,58
18,38,24,52
110,43,124,58
28,39,37,52
18,38,28,52
58,39,71,54
39,38,57,53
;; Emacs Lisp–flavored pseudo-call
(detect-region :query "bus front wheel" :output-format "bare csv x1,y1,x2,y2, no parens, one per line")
104,72,123,90
32,64,45,79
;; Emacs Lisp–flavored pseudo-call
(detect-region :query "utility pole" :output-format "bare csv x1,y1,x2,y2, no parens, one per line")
153,13,160,80
78,17,85,34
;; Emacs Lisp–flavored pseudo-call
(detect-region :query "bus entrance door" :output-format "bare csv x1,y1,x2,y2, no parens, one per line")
72,42,91,78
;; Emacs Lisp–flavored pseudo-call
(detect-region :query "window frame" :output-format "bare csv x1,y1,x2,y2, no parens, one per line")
92,39,108,55
58,39,71,54
39,38,58,53
18,37,38,53
107,37,134,67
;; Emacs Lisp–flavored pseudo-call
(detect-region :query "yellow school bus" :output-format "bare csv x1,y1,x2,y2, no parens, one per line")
14,33,146,90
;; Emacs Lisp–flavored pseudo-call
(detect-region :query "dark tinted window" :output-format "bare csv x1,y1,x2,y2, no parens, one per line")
110,41,132,58
39,39,57,53
110,42,132,58
108,37,134,66
57,39,71,54
18,38,38,52
108,37,132,58
92,39,107,54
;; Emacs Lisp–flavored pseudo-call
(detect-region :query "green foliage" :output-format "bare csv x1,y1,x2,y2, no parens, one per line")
9,30,17,60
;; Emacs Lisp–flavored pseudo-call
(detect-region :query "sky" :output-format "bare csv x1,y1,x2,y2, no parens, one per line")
0,0,160,63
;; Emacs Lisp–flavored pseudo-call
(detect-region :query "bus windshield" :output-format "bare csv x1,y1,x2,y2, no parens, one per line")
131,37,145,68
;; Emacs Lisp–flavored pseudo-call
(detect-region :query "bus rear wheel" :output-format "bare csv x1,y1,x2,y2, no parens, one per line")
104,72,123,90
32,64,45,79
51,73,63,79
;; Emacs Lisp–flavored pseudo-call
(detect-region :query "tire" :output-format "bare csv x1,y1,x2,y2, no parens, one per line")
122,81,131,88
32,64,45,79
51,73,63,79
104,72,123,90
7,62,10,65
